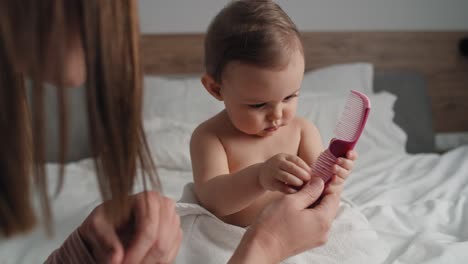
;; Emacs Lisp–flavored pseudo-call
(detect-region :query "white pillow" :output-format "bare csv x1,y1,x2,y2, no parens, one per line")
144,91,406,171
297,91,407,155
144,117,195,171
143,75,223,124
143,63,374,123
301,63,374,95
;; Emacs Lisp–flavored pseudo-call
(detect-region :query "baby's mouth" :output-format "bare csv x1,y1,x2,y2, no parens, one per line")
264,126,279,132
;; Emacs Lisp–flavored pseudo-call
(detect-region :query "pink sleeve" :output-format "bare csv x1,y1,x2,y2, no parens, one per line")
45,229,96,264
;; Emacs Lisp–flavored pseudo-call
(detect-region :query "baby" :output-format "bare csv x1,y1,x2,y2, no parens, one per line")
190,0,357,227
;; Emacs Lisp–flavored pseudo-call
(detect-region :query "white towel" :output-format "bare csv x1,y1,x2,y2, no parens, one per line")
175,183,389,264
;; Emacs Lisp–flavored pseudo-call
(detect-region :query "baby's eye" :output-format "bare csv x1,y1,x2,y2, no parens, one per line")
283,94,298,102
248,103,266,109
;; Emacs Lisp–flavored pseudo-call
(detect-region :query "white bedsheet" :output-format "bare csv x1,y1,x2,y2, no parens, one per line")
346,146,468,264
1,146,467,263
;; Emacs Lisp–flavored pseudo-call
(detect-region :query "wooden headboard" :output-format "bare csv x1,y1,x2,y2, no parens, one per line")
141,32,468,133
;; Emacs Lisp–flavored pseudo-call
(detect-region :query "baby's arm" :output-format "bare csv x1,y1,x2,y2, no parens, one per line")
297,117,324,166
190,124,266,217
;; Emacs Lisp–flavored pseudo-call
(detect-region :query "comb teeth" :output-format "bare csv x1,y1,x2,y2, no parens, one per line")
334,92,366,142
311,90,370,183
311,149,337,183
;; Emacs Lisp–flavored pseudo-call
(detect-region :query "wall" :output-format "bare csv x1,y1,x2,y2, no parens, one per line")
138,0,468,149
139,0,468,33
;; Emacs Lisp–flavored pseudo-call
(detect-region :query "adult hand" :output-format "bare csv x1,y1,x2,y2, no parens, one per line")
230,176,341,263
78,191,182,264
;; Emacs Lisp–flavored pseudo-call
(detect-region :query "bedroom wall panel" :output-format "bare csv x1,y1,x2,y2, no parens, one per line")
141,32,468,132
138,0,468,33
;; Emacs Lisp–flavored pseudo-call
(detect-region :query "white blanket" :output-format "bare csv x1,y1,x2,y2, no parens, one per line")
2,146,468,263
175,183,389,264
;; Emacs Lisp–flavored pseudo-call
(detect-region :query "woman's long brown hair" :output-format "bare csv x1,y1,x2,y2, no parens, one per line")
0,0,158,237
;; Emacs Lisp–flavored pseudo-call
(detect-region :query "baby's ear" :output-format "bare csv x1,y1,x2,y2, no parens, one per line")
201,74,223,101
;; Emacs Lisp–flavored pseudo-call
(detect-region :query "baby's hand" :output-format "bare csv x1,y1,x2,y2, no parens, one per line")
259,153,312,194
333,150,358,182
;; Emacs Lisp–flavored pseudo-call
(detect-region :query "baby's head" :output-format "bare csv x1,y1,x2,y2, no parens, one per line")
202,0,305,137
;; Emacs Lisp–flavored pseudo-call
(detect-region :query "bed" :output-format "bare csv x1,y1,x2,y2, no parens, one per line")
1,32,468,263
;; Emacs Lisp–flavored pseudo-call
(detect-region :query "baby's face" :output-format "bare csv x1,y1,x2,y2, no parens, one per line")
220,49,305,137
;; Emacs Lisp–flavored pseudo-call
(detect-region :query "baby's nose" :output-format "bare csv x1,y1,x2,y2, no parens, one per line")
268,106,282,121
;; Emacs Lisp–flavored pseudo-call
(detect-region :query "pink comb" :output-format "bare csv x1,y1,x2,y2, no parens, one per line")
311,90,371,183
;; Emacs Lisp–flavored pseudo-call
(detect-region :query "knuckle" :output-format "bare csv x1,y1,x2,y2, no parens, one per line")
283,162,295,172
289,156,299,165
147,191,162,202
149,194,162,211
156,240,172,258
163,197,176,212
279,153,291,161
150,238,165,252
273,153,283,160
150,240,165,256
288,155,299,163
335,165,342,172
89,212,104,230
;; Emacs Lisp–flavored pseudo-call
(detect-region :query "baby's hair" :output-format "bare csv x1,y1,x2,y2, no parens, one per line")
204,0,304,83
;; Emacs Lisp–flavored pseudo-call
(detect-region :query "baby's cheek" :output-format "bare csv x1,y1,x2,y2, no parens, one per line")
239,114,263,133
250,113,264,125
284,106,297,121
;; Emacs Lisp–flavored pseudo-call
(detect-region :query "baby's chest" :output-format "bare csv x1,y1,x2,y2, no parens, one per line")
224,132,301,172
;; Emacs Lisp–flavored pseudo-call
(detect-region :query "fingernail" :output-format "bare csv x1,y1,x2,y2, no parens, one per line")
334,165,339,172
309,177,324,187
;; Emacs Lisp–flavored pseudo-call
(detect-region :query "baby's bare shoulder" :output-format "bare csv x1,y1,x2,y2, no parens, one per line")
192,117,218,138
191,112,228,141
291,116,318,131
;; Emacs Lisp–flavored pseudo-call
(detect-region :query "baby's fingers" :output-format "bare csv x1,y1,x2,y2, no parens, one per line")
277,171,304,187
322,175,344,196
346,150,358,161
333,164,351,181
281,157,311,182
274,180,298,194
336,157,353,171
